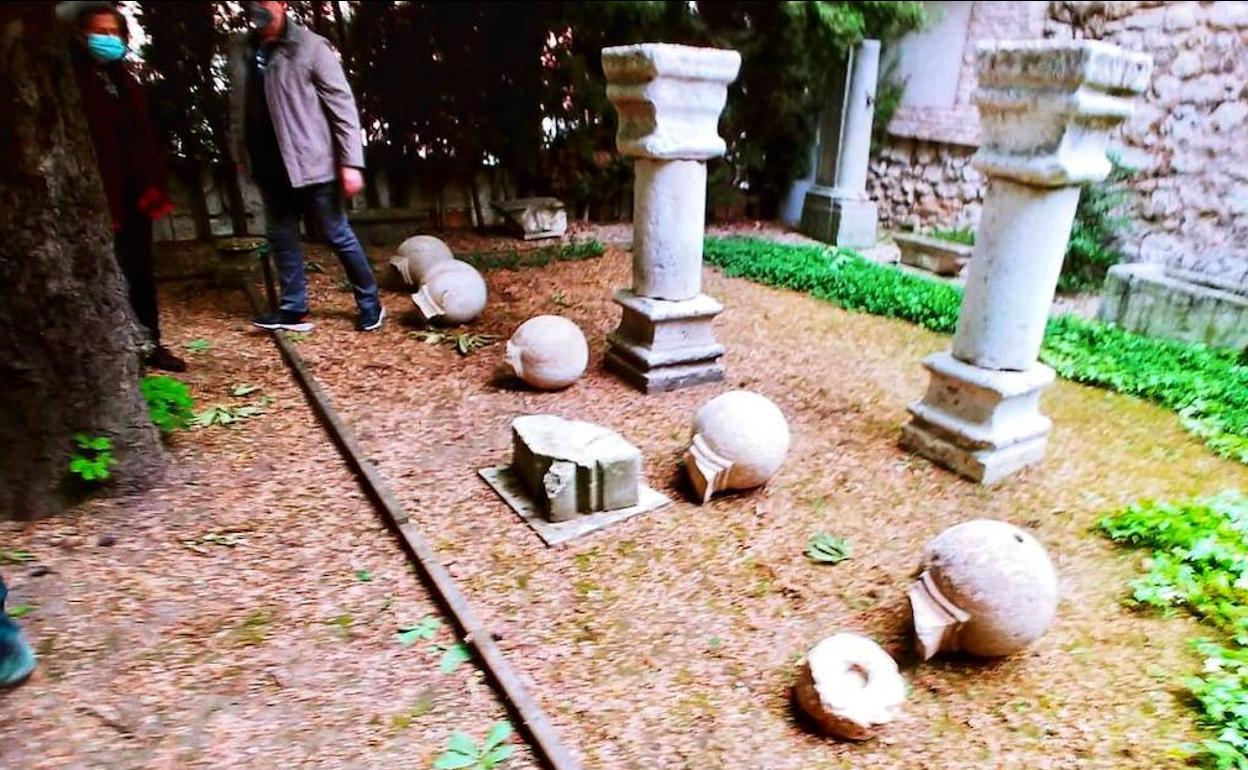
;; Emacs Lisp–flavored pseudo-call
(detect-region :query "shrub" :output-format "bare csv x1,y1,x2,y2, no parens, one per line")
68,434,114,483
1059,153,1135,293
141,374,195,435
703,236,1248,463
928,227,975,246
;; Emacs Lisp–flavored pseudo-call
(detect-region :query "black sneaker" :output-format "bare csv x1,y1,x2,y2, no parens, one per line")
251,310,314,332
145,345,187,373
356,305,385,332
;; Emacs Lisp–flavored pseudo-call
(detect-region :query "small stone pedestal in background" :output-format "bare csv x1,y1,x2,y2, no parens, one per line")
491,197,568,240
601,43,741,393
902,41,1152,483
800,40,881,249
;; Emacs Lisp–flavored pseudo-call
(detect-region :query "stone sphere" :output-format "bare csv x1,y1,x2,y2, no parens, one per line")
395,235,454,285
684,390,790,503
793,633,907,741
505,315,589,391
410,260,487,325
908,519,1058,660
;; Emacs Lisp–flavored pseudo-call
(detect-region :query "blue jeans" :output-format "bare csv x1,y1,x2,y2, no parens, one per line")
262,181,380,316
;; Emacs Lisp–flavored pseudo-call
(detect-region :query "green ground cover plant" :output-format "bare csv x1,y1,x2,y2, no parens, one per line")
704,237,1248,463
1101,494,1248,768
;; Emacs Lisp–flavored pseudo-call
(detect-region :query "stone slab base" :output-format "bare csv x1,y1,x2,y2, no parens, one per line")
606,290,726,393
1099,262,1248,350
900,422,1047,485
902,351,1055,484
799,187,878,249
479,466,670,546
490,197,568,241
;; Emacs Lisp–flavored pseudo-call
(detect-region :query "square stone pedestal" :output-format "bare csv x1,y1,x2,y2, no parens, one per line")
605,290,725,393
901,351,1055,484
799,187,878,249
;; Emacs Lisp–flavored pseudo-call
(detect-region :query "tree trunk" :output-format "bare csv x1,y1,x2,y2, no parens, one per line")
468,173,485,231
0,3,165,520
332,0,351,72
220,162,249,236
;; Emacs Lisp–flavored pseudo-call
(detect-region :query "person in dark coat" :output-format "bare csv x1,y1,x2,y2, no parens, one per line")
67,2,185,372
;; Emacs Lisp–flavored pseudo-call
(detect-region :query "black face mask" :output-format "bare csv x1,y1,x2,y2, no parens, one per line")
249,5,274,30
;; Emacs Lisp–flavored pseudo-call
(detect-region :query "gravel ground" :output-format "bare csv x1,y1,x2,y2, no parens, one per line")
1,222,1234,769
277,226,1242,769
0,286,538,770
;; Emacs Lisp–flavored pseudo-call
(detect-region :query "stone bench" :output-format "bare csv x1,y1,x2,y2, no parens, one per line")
894,232,972,277
1099,262,1248,350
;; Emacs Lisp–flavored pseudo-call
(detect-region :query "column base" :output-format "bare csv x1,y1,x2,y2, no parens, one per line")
901,351,1055,484
799,186,878,249
606,290,725,394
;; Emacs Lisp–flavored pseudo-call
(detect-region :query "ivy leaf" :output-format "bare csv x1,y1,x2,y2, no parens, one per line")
354,569,372,583
397,615,441,646
7,605,35,619
446,732,478,756
432,752,477,770
440,642,473,673
483,721,512,751
805,533,852,564
483,744,516,768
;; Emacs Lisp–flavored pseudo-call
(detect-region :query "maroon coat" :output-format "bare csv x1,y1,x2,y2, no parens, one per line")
70,44,169,231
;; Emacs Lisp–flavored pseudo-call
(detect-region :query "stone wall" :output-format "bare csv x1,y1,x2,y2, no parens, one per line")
869,0,1248,291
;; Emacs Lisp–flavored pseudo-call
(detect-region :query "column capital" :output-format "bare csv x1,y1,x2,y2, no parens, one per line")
602,43,741,161
972,40,1152,187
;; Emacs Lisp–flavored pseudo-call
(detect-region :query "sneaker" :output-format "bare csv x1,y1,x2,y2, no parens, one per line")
251,310,314,332
144,345,187,373
0,626,35,688
356,305,385,332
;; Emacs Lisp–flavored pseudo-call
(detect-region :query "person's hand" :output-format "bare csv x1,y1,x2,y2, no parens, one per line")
137,186,174,220
341,166,364,199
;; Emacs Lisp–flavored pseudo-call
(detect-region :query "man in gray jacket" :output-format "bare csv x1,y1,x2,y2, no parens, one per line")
230,0,383,332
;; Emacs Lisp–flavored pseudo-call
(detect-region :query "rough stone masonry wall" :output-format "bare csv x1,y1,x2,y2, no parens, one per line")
869,1,1248,290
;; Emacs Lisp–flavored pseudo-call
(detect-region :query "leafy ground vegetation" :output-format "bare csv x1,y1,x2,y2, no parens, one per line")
704,237,1248,463
1101,495,1248,769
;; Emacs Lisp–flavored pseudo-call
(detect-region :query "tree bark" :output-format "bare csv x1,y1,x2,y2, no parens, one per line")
332,0,351,73
176,160,213,239
0,3,165,519
468,173,485,230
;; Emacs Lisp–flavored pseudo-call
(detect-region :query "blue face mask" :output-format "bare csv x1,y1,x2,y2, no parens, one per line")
86,34,127,63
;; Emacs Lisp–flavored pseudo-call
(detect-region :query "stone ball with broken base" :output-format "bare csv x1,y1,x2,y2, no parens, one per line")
392,235,454,286
908,519,1058,660
505,315,589,390
410,260,487,325
793,632,907,741
684,390,790,504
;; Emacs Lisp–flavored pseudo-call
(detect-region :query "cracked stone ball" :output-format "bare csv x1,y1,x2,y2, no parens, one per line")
392,235,453,286
505,315,589,391
410,260,487,325
794,632,907,740
684,390,790,504
908,519,1059,660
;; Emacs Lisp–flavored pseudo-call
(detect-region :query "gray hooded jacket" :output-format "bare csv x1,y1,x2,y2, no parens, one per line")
228,22,365,189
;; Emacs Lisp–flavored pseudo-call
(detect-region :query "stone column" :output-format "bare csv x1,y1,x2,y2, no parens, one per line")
601,43,742,393
800,40,881,249
901,40,1152,484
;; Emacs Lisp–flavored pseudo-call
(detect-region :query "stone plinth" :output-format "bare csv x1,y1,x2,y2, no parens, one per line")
511,415,641,522
602,43,741,392
800,41,881,248
1099,262,1248,350
894,232,973,276
491,197,568,241
903,41,1152,483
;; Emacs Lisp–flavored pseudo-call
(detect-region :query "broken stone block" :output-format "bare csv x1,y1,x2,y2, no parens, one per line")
511,415,642,522
410,260,487,325
684,390,790,504
391,235,453,287
490,198,568,241
908,519,1058,660
894,232,972,276
793,632,907,741
505,315,589,391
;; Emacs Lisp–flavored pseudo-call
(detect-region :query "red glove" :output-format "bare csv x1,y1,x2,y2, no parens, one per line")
138,186,174,220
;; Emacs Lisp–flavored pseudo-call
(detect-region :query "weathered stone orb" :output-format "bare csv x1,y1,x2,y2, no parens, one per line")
505,315,589,391
410,260,487,325
793,633,907,741
908,519,1059,660
684,390,790,504
392,235,454,286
